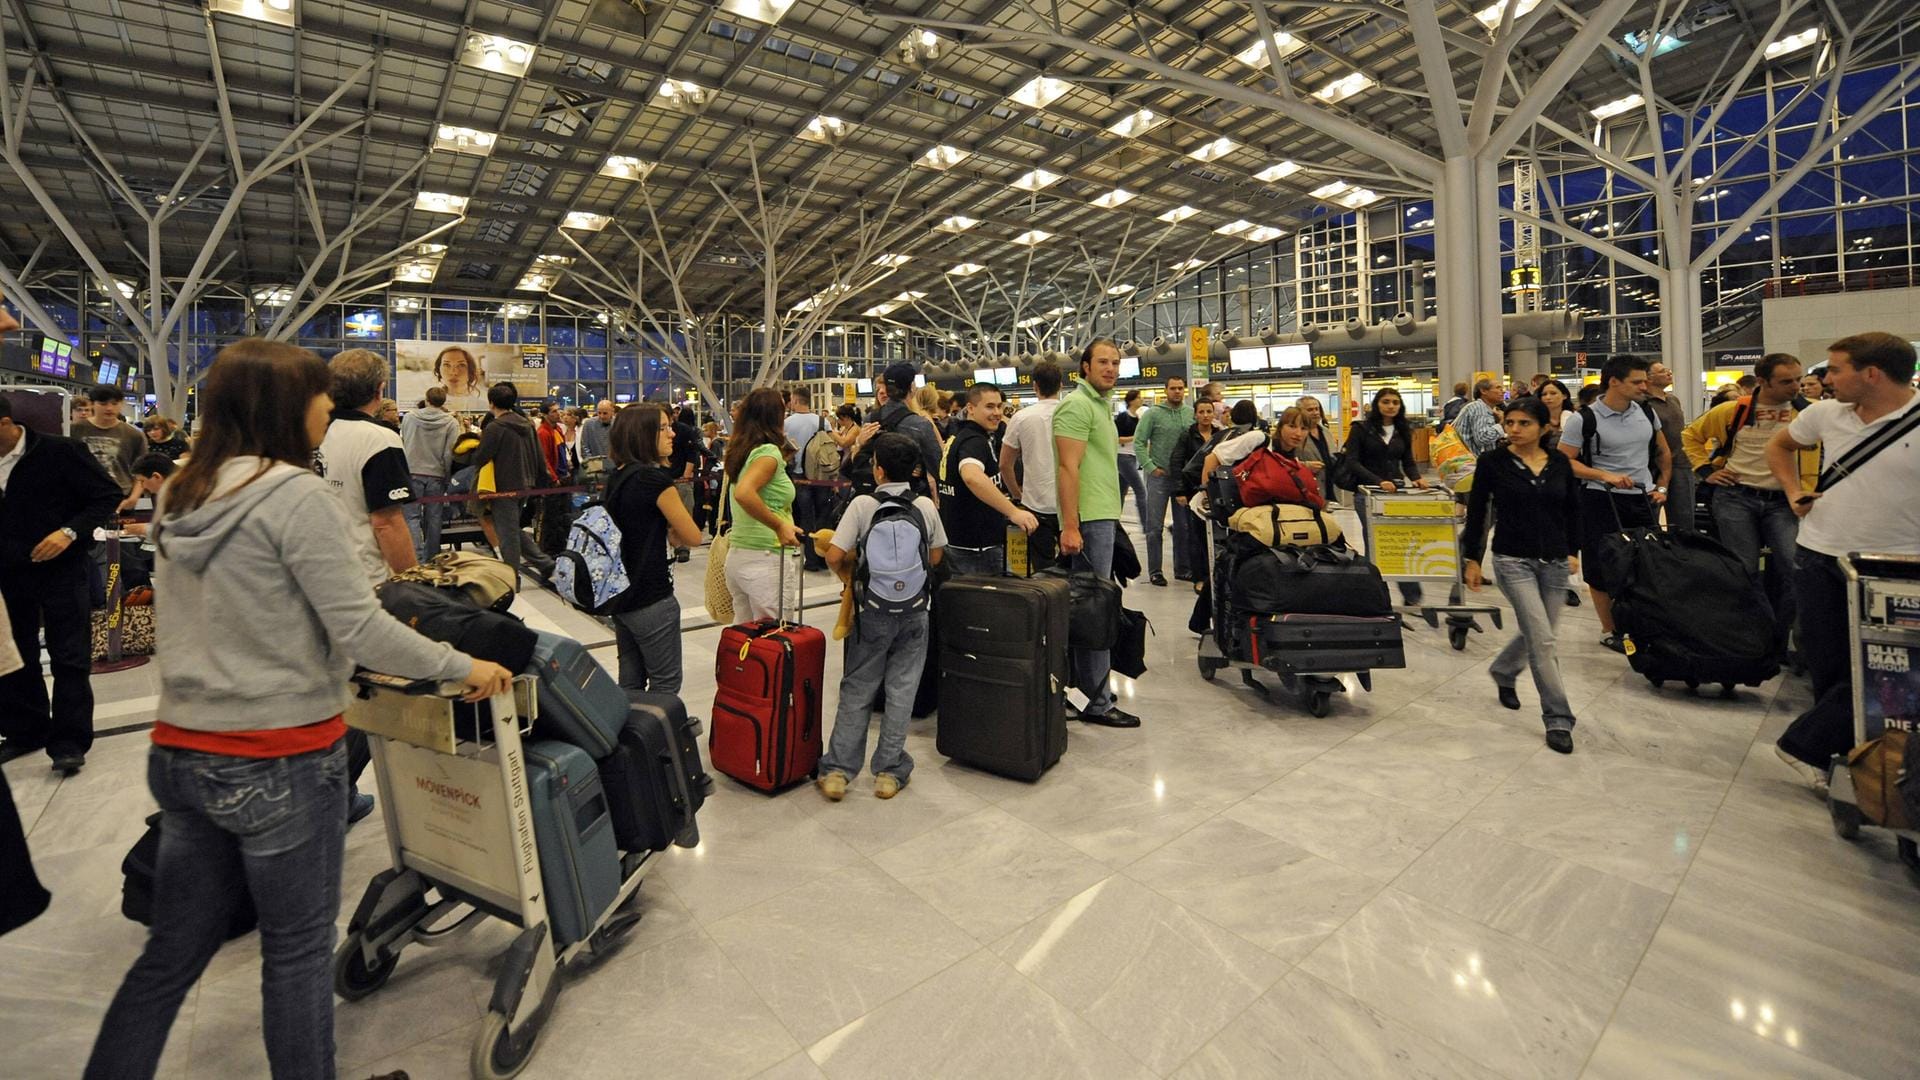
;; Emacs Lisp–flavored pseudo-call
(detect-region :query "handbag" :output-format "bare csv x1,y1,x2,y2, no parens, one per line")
704,476,735,624
476,460,497,495
1231,447,1326,510
1038,565,1121,650
390,551,518,612
1228,504,1343,547
1847,731,1912,829
1112,607,1151,679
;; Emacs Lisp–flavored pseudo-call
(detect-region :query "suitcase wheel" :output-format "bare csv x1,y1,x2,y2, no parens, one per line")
1197,654,1226,682
1830,799,1864,841
1306,689,1332,718
1447,624,1469,651
1719,683,1738,700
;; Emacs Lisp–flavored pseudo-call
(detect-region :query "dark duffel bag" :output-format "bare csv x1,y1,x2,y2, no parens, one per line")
1038,565,1121,651
1233,543,1392,618
1608,527,1779,689
376,581,539,671
123,812,257,939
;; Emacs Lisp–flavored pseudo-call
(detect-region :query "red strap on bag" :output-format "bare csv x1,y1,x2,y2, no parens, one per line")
1231,447,1326,510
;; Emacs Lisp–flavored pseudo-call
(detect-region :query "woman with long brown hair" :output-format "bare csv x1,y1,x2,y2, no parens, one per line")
85,339,511,1080
605,404,703,693
724,387,805,620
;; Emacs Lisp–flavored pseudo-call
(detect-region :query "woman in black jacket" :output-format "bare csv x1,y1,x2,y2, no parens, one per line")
1345,388,1428,604
1167,398,1224,590
1460,396,1583,754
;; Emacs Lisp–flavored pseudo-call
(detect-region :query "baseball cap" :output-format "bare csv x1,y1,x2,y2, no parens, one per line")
881,362,917,393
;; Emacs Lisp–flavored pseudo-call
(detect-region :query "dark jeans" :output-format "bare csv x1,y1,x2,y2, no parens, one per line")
1711,484,1799,657
945,545,1005,578
1067,520,1118,715
488,496,524,575
1778,550,1854,770
1117,455,1147,521
86,741,349,1080
0,556,94,757
404,474,449,560
790,479,828,570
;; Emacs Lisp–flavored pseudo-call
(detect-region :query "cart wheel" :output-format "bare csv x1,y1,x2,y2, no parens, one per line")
1719,683,1737,699
1306,690,1332,718
1829,799,1864,841
1197,655,1222,682
1447,625,1469,651
332,935,396,1002
472,1009,542,1080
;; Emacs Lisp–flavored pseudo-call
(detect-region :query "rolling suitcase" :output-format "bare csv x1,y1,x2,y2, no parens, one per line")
527,629,631,750
523,740,623,949
711,556,825,791
598,694,712,852
1607,524,1779,691
1246,613,1406,673
936,575,1070,781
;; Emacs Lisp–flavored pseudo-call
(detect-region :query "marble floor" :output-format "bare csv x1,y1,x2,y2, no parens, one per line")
6,520,1918,1080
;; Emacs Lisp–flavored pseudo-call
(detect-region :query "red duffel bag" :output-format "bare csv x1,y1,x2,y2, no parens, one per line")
1231,447,1325,510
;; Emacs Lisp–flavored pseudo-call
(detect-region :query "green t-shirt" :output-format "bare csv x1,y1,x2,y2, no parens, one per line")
1052,380,1122,523
728,442,795,551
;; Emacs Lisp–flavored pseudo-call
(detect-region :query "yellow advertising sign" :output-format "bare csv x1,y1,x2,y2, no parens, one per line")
1367,521,1460,578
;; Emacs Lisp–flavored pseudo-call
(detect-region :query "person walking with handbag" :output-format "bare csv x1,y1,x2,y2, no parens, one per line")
1768,333,1920,794
1461,396,1583,754
724,388,806,622
83,339,511,1080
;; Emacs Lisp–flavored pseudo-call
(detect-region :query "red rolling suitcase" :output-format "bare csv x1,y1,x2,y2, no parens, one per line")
711,553,824,792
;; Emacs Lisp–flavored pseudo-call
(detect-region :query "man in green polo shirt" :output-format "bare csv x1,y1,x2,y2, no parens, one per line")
1053,338,1139,729
1132,375,1194,586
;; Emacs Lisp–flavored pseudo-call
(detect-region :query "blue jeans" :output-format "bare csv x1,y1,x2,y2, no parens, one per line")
1143,470,1193,578
405,474,449,561
612,593,683,695
944,545,1004,578
1117,455,1147,523
1068,519,1118,715
87,740,349,1080
1710,484,1798,657
1489,555,1575,732
821,610,928,782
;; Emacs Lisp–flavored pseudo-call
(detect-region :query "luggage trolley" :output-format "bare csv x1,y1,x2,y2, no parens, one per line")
1355,485,1502,650
1826,553,1920,876
1196,477,1405,717
333,673,651,1079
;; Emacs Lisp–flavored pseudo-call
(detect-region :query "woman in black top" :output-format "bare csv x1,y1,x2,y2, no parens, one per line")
1167,398,1225,596
1460,396,1583,753
605,404,703,694
1341,388,1427,493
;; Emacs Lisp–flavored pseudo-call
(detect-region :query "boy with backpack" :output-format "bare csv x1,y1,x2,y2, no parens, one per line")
817,433,946,800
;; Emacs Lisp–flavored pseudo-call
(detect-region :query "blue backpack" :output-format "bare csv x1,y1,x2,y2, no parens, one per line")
853,493,932,618
553,468,634,614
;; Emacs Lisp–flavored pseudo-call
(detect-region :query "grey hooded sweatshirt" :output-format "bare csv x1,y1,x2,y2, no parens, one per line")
400,405,462,479
153,458,474,733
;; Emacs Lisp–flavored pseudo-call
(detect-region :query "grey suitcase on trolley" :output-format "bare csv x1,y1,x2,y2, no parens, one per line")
936,576,1070,780
523,740,623,949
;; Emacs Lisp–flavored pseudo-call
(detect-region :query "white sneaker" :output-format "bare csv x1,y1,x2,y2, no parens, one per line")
1773,745,1830,797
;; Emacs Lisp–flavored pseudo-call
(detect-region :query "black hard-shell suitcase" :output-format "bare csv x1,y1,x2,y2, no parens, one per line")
599,694,712,853
1246,613,1406,673
1608,527,1779,690
936,576,1070,780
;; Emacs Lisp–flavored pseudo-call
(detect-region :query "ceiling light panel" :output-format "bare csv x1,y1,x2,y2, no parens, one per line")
1214,220,1255,237
433,125,497,155
1106,283,1136,296
918,144,969,170
1243,225,1288,242
1009,168,1063,192
1235,32,1306,68
1011,230,1054,246
1764,28,1818,59
718,0,795,24
600,155,652,182
871,254,911,268
1106,109,1164,138
1010,75,1071,109
413,191,469,215
655,79,709,107
209,0,296,29
1254,161,1301,182
863,302,902,317
1308,180,1352,200
1473,0,1542,30
934,215,979,233
1091,188,1136,208
461,34,536,78
799,115,850,143
1171,258,1207,272
1312,72,1375,104
948,262,986,276
1157,205,1199,223
1185,136,1237,162
562,211,609,231
1590,93,1643,120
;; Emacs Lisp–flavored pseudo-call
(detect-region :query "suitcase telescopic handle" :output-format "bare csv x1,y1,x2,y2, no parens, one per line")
776,541,805,628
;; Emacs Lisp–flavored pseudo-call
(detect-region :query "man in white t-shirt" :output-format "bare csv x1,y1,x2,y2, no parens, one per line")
1000,359,1064,568
1766,332,1920,793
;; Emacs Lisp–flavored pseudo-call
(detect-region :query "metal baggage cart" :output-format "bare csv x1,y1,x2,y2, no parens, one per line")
1355,485,1502,650
1195,476,1400,717
1826,553,1920,875
334,673,652,1079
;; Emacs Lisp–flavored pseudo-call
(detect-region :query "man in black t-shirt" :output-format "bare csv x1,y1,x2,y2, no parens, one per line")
936,384,1037,577
669,406,701,562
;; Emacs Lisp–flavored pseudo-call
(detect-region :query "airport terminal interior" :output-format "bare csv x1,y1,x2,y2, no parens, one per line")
3,1,1920,1079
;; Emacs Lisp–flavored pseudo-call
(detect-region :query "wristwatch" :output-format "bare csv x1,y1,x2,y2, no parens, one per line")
59,527,77,541
1654,486,1668,494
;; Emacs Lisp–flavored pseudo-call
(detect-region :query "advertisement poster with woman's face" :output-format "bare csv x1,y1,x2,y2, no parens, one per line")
394,341,548,413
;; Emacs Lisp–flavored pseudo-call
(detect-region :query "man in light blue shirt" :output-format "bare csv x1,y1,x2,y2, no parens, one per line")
1558,355,1673,652
1453,378,1506,457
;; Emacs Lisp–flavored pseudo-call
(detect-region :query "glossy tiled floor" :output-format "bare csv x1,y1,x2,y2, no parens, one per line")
6,518,1918,1080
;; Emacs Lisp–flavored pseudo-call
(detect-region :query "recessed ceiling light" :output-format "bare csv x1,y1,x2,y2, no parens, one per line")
655,79,709,107
1243,225,1288,242
209,0,296,30
390,296,423,312
461,34,536,78
1009,168,1063,192
394,261,439,283
871,253,911,268
1590,93,1643,120
799,115,850,143
863,302,901,317
1157,205,1199,223
1312,72,1375,104
1091,188,1136,208
1235,33,1305,68
515,273,554,293
1010,75,1070,109
1171,258,1207,272
894,290,927,301
413,191,469,215
433,125,497,156
948,262,987,276
1215,220,1255,237
1472,0,1542,30
1254,161,1301,182
718,0,795,24
1106,283,1136,296
1309,180,1352,200
1185,136,1237,162
600,155,652,182
1011,230,1053,246
918,144,969,170
1106,109,1163,138
251,285,295,305
1764,28,1818,59
562,211,609,231
934,215,979,233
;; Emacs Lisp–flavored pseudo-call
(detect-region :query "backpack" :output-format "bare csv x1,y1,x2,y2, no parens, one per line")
801,415,842,482
552,467,635,614
842,405,922,496
853,493,932,618
1576,401,1662,472
1231,446,1326,510
1429,424,1476,486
